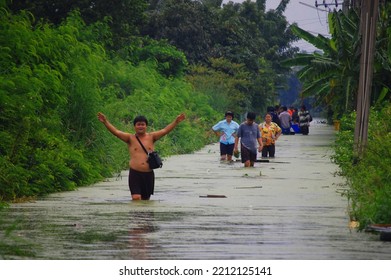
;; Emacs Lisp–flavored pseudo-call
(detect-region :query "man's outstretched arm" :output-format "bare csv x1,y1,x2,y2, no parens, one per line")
152,113,186,141
97,112,130,143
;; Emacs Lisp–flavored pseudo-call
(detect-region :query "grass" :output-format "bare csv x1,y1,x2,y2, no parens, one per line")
332,104,391,229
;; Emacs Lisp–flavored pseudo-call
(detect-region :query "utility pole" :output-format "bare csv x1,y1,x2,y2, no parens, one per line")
342,0,350,13
354,0,379,157
314,1,380,157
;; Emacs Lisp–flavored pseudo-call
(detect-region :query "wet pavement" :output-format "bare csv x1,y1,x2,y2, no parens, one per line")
2,122,391,259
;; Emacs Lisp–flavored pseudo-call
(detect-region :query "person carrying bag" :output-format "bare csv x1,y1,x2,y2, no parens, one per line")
97,112,185,200
136,135,163,169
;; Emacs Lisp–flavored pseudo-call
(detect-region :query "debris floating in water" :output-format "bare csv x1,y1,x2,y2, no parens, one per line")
199,194,227,198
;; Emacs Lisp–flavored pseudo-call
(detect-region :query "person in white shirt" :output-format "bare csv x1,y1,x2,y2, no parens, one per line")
212,111,240,162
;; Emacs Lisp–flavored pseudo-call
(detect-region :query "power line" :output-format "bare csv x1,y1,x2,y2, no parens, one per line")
314,1,344,9
299,1,328,12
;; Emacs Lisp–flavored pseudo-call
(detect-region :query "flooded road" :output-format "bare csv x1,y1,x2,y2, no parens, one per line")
2,122,391,259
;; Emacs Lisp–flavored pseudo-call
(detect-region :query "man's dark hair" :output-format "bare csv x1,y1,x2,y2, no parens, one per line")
133,115,148,126
246,112,256,120
225,111,234,118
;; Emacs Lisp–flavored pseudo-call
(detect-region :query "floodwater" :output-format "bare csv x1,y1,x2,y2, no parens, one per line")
1,121,391,259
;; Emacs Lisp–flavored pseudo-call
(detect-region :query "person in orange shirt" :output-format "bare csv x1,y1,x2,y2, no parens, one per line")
287,106,294,117
259,113,282,158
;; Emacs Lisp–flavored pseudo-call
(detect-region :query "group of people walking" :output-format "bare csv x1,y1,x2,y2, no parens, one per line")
97,105,312,201
268,105,312,135
212,106,312,167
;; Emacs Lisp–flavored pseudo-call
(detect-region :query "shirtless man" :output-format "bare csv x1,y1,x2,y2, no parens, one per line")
97,112,186,200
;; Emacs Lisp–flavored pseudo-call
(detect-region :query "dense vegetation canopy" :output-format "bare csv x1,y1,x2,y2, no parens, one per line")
1,0,298,201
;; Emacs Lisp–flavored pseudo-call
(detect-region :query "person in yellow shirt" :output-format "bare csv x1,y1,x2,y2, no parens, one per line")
259,113,282,158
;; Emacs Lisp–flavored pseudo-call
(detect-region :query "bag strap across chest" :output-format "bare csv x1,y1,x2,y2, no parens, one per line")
135,135,149,155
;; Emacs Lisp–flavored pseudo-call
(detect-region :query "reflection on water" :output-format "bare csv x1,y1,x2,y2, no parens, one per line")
128,211,158,259
127,211,190,260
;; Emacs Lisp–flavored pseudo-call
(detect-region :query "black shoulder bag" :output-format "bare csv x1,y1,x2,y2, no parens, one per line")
135,135,163,169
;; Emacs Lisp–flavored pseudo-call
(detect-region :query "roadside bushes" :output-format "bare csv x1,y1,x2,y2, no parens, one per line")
332,103,391,229
99,59,219,165
0,7,219,201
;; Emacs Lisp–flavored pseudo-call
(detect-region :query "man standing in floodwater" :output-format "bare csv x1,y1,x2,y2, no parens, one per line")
212,111,240,163
298,105,312,135
97,112,186,200
234,112,263,167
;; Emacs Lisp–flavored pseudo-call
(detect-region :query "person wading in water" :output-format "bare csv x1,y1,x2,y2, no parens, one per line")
97,112,186,200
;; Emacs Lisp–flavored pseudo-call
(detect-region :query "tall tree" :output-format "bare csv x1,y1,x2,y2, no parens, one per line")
143,0,217,64
283,5,391,120
7,0,149,49
283,10,362,119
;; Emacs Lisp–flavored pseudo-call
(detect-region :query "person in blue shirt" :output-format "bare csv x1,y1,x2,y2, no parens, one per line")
212,111,240,162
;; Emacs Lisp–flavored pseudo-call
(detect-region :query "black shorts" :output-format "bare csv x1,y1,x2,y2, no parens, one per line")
220,143,235,156
128,169,155,199
301,126,309,135
240,144,257,163
262,144,275,158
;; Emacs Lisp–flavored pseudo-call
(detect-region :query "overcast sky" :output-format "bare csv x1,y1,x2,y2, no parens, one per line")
222,0,339,52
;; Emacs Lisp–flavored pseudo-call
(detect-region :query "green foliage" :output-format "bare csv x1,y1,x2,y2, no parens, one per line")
187,59,249,114
100,60,218,158
7,0,149,49
0,0,321,202
331,111,356,176
118,38,189,78
143,0,296,113
0,6,219,201
285,4,391,119
284,11,361,120
0,8,107,200
144,0,217,64
332,103,391,229
7,0,301,117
